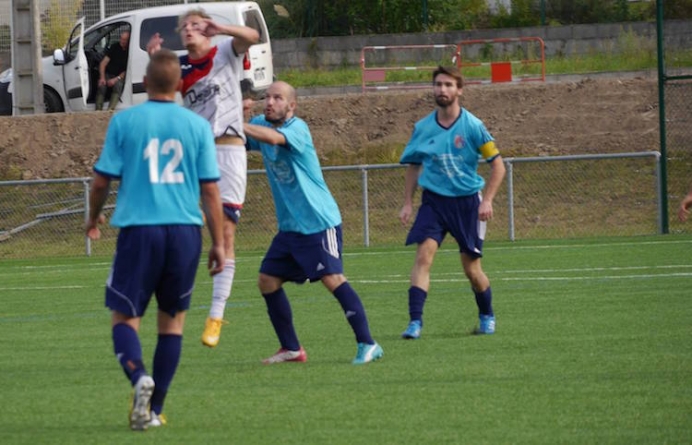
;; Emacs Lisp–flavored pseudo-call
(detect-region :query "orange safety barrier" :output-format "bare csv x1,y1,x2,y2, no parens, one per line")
360,44,460,93
456,37,546,85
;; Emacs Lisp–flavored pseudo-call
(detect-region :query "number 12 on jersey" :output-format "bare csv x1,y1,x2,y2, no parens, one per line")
144,138,184,184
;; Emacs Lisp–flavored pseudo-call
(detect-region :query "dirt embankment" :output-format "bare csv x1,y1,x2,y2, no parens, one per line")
0,77,659,180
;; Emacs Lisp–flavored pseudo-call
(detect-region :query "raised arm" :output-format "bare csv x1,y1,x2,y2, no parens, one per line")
203,20,260,55
146,33,164,56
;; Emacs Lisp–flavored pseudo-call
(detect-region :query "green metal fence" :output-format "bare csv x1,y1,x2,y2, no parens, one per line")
657,0,692,235
0,154,662,259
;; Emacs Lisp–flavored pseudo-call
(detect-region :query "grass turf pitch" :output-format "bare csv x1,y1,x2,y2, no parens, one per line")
0,235,691,444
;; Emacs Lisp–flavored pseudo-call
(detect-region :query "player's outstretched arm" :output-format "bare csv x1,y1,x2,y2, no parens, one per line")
201,182,225,275
244,122,287,146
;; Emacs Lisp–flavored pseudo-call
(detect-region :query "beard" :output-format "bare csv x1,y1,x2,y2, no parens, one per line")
265,114,285,125
434,95,456,108
265,108,288,124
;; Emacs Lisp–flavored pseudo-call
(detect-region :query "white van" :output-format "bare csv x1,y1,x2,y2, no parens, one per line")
0,1,272,114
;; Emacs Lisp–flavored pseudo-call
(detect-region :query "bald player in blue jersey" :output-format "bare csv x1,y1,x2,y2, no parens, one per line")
399,66,506,339
243,81,383,365
85,49,225,431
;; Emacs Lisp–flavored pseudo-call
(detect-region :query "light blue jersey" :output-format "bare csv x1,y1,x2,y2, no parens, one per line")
246,115,341,234
400,107,499,197
94,100,220,227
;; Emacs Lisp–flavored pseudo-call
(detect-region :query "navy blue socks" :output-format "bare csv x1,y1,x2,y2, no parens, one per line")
408,286,428,324
112,323,146,385
474,286,494,316
150,334,182,415
333,282,374,344
262,288,301,351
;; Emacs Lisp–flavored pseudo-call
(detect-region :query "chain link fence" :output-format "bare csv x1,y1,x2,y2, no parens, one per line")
660,2,692,235
0,153,662,260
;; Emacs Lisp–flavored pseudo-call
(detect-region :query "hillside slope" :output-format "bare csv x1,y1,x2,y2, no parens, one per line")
0,77,658,180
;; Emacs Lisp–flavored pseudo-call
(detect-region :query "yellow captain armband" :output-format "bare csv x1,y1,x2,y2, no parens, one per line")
479,141,499,160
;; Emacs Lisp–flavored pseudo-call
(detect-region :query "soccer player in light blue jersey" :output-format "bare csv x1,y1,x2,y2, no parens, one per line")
243,81,383,365
399,66,506,339
85,49,225,431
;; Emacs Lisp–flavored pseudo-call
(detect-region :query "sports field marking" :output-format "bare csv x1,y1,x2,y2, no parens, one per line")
352,272,692,284
498,272,692,281
502,264,692,273
1,237,690,272
0,285,88,291
2,262,690,292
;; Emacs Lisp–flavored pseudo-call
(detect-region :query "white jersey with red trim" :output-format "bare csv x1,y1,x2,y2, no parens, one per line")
180,38,245,141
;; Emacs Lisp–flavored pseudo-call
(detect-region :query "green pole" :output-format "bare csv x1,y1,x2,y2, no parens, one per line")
422,0,428,30
656,0,669,234
540,0,546,26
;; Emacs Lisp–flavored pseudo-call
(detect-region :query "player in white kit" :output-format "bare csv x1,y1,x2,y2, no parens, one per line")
147,8,259,348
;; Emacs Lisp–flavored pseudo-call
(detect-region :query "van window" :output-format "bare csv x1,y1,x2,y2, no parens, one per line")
83,23,130,59
243,10,268,43
140,16,183,51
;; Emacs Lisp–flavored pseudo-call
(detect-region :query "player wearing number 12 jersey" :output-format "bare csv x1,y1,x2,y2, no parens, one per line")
86,49,225,430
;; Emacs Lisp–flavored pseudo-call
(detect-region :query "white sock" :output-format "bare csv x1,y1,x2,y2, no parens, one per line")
209,259,235,319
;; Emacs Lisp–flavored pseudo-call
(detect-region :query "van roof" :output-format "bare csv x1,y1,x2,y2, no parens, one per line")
102,1,262,23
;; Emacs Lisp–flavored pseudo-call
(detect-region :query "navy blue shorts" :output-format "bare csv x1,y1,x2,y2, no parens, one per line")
406,190,486,258
105,225,202,317
260,225,344,283
223,204,241,224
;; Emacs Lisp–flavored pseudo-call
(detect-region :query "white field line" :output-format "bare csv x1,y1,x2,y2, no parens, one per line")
1,236,691,274
0,285,88,291
351,272,692,284
1,265,691,291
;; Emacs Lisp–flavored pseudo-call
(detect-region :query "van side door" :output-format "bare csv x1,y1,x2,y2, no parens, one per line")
62,18,90,111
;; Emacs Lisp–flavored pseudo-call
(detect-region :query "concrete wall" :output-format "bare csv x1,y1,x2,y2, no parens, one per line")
271,20,692,71
2,20,691,75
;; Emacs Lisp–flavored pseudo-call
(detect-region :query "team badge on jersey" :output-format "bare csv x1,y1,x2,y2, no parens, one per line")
454,134,464,149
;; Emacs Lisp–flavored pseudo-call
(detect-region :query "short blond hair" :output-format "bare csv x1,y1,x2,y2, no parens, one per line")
177,8,211,31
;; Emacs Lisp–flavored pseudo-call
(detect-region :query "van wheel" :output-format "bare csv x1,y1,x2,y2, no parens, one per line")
44,87,64,113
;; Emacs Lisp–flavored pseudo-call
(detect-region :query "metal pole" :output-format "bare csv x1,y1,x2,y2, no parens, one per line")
655,0,669,234
422,0,428,31
99,0,105,21
506,160,515,241
11,0,44,115
84,179,92,256
540,0,546,26
361,168,370,247
655,152,663,234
